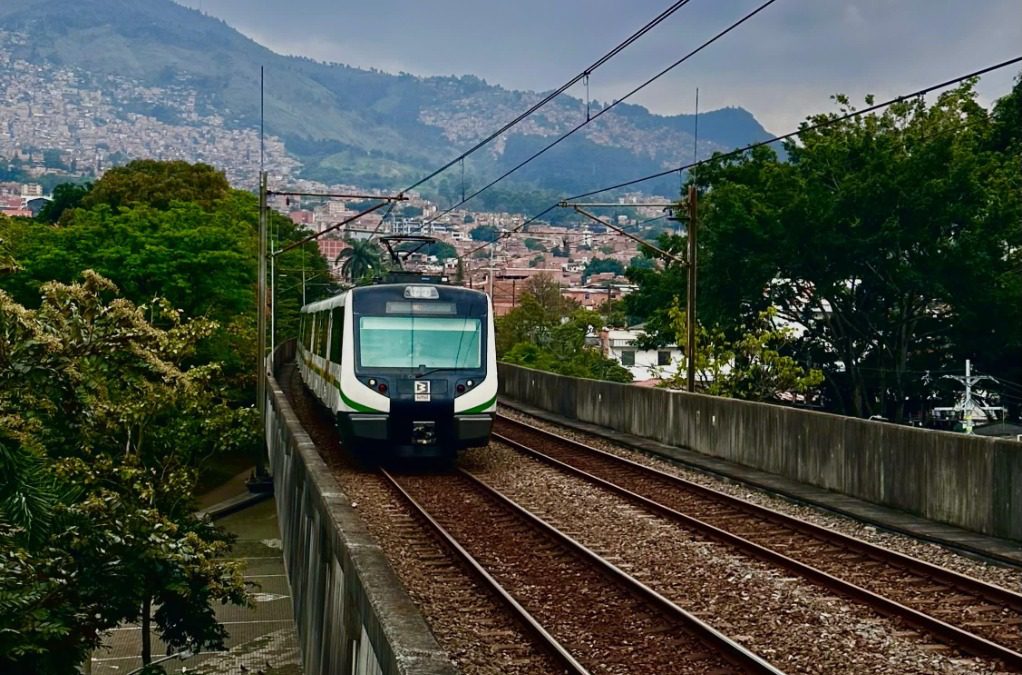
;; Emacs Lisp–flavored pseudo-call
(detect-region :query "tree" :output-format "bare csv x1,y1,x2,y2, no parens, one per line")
687,81,1022,419
81,160,230,212
0,272,250,673
524,238,546,252
469,225,500,242
657,303,823,401
582,257,624,282
496,275,631,383
35,182,91,225
336,238,383,282
502,307,631,383
1,178,332,404
623,232,687,342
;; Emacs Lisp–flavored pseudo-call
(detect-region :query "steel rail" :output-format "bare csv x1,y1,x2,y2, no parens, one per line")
388,466,785,674
380,468,590,675
493,416,1022,670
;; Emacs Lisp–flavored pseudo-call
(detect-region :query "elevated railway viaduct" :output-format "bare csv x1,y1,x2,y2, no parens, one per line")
264,340,1021,674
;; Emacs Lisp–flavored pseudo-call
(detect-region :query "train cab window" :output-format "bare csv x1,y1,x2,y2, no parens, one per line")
330,307,344,362
358,316,481,369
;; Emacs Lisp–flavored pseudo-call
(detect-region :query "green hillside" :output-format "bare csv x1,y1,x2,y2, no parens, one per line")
0,0,773,196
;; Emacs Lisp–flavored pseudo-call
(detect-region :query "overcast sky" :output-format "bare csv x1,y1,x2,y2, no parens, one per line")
176,0,1021,133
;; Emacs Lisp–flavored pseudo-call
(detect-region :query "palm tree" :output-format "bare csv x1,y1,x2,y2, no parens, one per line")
336,238,382,283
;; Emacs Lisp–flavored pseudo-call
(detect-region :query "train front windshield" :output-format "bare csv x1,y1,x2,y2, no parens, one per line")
359,316,482,369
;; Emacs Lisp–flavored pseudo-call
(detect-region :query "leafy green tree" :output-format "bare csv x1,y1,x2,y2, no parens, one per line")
497,275,630,382
658,302,823,401
582,257,624,282
623,232,687,342
82,160,230,212
398,240,456,259
36,182,91,225
502,309,631,383
1,176,332,403
0,272,250,673
337,238,383,282
629,80,1022,419
469,225,500,242
495,273,573,355
41,149,65,171
524,238,546,251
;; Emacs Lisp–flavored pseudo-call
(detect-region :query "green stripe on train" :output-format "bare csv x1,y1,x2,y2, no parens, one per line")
462,394,497,414
301,351,383,414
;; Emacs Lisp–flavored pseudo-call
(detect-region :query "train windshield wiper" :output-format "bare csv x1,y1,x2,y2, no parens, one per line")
414,366,451,378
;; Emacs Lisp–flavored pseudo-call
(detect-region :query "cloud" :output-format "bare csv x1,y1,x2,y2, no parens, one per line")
176,0,1022,131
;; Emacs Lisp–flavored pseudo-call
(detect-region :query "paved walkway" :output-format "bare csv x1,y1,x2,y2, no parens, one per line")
90,499,303,675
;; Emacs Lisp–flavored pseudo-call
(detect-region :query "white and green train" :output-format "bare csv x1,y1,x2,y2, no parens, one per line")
297,283,497,460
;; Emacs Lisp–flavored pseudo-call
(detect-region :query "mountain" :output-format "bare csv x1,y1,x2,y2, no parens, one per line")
0,0,772,201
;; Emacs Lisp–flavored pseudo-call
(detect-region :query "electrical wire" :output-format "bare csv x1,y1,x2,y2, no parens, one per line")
425,0,779,228
461,54,1022,260
399,0,696,197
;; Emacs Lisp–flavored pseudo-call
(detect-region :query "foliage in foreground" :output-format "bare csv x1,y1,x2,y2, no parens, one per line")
0,273,251,673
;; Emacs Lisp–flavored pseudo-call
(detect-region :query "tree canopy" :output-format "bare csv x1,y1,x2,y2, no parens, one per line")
496,274,631,383
582,257,625,282
81,159,230,212
0,273,250,673
625,78,1022,420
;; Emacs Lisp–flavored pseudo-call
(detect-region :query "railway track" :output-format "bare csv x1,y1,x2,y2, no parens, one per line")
382,466,785,675
493,414,1022,671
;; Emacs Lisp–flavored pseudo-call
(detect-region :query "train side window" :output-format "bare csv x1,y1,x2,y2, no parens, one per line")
300,315,308,350
317,311,329,356
330,307,344,362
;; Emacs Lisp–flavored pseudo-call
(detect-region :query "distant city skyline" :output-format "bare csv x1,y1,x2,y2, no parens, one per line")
175,0,1021,133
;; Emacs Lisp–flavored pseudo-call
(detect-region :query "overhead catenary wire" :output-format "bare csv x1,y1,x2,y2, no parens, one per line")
398,0,697,197
460,54,1022,260
272,2,698,254
424,0,780,228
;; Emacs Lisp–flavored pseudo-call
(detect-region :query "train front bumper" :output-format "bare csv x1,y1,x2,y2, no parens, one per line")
342,413,493,449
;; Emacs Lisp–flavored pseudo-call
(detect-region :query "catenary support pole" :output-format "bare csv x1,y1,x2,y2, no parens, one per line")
686,184,698,393
257,172,268,465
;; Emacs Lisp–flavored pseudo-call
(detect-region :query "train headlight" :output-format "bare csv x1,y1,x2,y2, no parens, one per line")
368,378,377,387
466,380,474,387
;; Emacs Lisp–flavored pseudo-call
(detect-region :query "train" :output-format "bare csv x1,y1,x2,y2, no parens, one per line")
297,281,497,461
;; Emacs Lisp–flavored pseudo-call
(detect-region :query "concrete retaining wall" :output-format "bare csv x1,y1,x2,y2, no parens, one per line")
499,363,1022,541
267,340,456,675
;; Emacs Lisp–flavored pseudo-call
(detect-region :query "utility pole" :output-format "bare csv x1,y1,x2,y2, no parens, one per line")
686,185,698,393
488,241,496,298
270,236,276,357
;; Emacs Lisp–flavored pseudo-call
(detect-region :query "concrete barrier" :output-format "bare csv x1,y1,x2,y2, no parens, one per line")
499,363,1022,542
267,340,456,675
